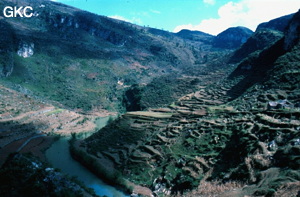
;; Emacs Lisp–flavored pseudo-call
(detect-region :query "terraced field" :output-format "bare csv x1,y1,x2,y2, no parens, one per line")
75,82,299,196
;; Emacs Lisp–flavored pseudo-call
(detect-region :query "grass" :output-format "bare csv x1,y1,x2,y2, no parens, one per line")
127,111,173,118
207,105,235,114
45,108,64,116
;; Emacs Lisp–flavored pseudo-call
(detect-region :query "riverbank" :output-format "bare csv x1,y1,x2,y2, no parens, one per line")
46,137,128,197
69,136,153,197
70,137,132,192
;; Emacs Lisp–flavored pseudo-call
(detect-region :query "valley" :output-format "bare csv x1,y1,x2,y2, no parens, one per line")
0,0,300,197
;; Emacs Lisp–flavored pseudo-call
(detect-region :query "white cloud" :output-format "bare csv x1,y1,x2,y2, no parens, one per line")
174,0,300,35
131,17,143,25
203,0,216,5
150,9,161,14
109,15,142,25
109,15,130,22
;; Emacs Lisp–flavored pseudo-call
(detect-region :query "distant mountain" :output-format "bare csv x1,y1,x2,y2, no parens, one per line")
213,26,253,49
176,29,214,44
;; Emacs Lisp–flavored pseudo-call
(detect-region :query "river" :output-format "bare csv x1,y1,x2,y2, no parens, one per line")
45,116,129,197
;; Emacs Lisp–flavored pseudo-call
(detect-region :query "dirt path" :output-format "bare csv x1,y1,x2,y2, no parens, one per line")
16,134,47,152
0,106,55,121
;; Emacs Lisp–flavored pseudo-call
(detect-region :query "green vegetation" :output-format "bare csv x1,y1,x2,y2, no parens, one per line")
45,108,64,116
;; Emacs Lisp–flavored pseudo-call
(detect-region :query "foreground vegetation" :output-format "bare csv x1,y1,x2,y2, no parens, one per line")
0,153,98,197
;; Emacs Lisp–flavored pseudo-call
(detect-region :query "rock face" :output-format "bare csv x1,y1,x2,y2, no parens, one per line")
46,11,131,46
213,26,253,49
17,42,34,58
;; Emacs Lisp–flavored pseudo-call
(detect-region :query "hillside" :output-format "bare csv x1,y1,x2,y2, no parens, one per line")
76,10,300,197
0,0,238,114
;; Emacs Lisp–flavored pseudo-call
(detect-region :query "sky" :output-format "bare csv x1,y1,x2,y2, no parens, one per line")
52,0,300,35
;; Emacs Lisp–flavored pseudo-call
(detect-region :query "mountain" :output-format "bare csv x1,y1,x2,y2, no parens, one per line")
256,13,295,32
75,10,300,197
213,26,253,49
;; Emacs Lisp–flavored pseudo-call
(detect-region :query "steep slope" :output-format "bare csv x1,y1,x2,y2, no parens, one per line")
227,11,300,105
229,30,284,63
256,13,295,32
74,11,300,197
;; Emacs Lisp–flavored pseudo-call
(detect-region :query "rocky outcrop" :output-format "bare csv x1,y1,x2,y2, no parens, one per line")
213,26,253,49
17,42,34,58
47,12,128,46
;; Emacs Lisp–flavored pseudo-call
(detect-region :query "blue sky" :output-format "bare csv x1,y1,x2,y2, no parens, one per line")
53,0,300,35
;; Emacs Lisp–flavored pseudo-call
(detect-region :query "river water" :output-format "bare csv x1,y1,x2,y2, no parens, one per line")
45,116,128,197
